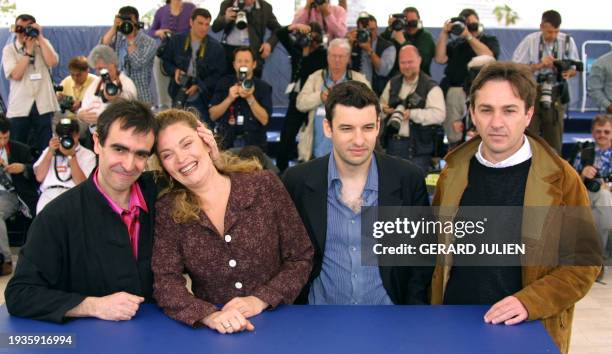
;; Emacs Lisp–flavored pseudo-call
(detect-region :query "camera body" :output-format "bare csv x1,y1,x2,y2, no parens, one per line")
357,29,370,44
0,165,15,192
289,31,312,48
99,68,120,100
55,118,79,153
58,96,75,114
390,14,407,32
173,74,195,109
313,0,326,6
117,15,142,35
24,25,39,38
238,66,254,90
448,17,466,36
553,59,584,77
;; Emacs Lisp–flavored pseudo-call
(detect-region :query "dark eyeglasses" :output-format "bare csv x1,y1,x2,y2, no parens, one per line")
594,129,611,135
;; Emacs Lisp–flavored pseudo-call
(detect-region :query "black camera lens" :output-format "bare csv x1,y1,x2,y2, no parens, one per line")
242,79,254,90
60,136,75,150
118,21,134,35
357,29,370,43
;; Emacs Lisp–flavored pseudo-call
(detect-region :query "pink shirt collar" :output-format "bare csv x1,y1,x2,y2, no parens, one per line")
92,169,148,214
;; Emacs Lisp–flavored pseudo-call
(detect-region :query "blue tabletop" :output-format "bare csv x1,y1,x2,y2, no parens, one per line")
0,304,560,354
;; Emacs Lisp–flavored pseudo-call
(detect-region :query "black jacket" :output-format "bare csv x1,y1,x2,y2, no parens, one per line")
5,173,158,323
282,152,433,304
5,140,38,214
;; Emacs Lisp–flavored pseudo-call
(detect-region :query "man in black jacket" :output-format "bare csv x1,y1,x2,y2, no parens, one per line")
283,81,432,305
5,99,158,323
212,0,281,77
161,8,226,125
0,114,37,275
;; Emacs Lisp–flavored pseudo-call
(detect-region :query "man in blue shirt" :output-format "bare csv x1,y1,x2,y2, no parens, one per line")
283,81,432,305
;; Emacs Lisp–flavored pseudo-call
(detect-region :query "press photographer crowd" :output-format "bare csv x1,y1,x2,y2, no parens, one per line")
0,1,609,353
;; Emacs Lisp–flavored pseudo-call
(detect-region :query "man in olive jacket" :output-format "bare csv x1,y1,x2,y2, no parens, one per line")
430,62,601,354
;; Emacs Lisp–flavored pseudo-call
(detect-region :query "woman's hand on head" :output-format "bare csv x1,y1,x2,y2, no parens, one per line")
196,122,220,163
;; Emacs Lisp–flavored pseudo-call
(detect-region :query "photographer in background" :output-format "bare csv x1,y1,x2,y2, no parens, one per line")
573,114,611,277
292,0,347,40
33,119,96,214
379,45,445,173
380,7,435,76
275,22,327,172
161,8,226,125
2,14,59,157
148,0,197,110
513,10,580,154
587,51,612,114
435,8,499,149
56,56,97,128
78,45,137,149
0,115,38,275
348,12,395,96
212,0,281,77
209,47,272,151
101,6,156,105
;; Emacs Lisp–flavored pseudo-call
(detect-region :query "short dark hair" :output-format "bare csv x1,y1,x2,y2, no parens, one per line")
233,46,256,62
191,8,211,21
541,10,562,28
118,6,139,21
15,14,36,24
403,7,420,19
0,113,10,133
68,56,89,72
459,8,479,21
96,99,157,147
469,62,537,112
325,81,380,124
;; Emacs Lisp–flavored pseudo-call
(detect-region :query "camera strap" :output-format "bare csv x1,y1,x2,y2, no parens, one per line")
53,154,73,183
538,35,559,61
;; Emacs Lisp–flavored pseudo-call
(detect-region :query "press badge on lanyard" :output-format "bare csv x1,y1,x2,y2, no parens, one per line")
237,114,244,125
30,73,42,81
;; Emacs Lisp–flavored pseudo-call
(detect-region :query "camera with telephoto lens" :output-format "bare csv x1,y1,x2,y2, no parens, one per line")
238,66,253,90
537,73,555,109
55,118,79,153
233,0,248,30
172,73,195,109
99,68,119,98
390,14,407,32
388,105,405,131
387,92,424,131
448,17,466,36
58,96,75,114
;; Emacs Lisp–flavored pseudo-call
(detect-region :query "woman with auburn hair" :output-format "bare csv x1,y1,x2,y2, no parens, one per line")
152,109,313,334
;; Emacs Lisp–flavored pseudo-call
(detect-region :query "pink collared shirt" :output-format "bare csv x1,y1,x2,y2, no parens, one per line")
292,5,347,39
93,169,148,260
